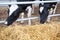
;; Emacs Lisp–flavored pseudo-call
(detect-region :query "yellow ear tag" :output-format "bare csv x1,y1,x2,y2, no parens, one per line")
50,8,53,10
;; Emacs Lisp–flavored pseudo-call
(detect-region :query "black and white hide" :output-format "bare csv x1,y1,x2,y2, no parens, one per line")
39,2,57,24
4,0,34,26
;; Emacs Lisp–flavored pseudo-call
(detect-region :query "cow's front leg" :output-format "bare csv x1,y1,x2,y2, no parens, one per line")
26,6,32,25
20,12,24,24
49,8,54,15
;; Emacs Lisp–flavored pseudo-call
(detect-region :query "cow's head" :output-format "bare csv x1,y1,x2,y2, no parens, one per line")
39,3,50,24
4,5,21,26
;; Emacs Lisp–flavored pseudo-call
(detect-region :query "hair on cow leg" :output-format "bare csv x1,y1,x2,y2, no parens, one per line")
20,12,25,24
26,6,32,25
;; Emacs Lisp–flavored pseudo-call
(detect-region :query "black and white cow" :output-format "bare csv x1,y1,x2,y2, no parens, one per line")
39,2,57,24
5,0,57,26
4,0,34,26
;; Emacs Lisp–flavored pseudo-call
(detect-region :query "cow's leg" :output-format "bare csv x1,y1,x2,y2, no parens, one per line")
53,3,57,14
4,5,21,26
32,4,34,14
47,3,57,22
26,6,32,25
49,8,54,15
49,3,57,15
39,4,49,24
20,12,24,24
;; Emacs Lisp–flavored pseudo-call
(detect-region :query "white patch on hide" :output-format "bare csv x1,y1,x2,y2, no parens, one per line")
9,5,18,16
40,7,44,13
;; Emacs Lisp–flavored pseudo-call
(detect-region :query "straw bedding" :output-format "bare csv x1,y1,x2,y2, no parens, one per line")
0,22,60,40
0,5,60,40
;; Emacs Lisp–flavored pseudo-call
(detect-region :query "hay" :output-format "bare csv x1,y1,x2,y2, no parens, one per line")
0,22,60,40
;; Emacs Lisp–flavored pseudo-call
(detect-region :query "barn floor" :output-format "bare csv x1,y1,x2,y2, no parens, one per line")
0,4,60,40
0,22,60,40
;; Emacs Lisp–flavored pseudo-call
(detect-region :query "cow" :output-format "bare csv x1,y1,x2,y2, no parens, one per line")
39,0,57,24
4,0,57,26
4,0,34,26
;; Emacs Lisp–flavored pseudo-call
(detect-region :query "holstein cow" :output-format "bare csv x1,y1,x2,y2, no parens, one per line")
4,0,34,26
39,0,57,24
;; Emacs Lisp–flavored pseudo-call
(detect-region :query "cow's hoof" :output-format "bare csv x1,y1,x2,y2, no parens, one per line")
46,20,50,23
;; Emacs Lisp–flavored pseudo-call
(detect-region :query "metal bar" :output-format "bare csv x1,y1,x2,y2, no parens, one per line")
48,14,60,17
0,14,60,24
0,1,60,5
16,16,39,21
0,21,5,23
0,1,60,24
47,14,60,22
0,16,39,23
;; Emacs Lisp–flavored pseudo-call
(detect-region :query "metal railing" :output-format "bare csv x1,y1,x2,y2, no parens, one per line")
0,1,60,25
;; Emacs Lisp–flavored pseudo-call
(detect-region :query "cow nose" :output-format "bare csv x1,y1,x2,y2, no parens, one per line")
4,21,8,25
4,21,10,26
